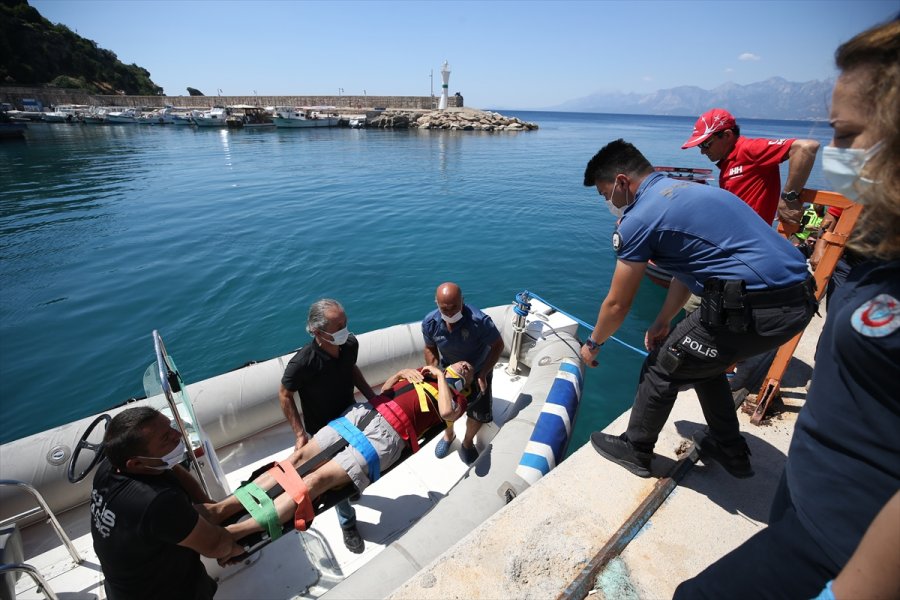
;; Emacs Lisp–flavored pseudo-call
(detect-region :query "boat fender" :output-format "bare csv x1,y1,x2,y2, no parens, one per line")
329,417,381,484
234,482,282,541
267,460,315,531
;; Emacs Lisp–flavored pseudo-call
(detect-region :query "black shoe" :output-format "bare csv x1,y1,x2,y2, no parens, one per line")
699,437,754,478
341,525,365,554
590,432,652,478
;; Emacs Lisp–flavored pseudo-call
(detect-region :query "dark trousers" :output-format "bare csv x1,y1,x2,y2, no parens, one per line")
673,472,839,599
625,297,816,451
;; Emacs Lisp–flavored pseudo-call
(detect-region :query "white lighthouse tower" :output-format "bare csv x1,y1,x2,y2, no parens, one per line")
438,60,451,110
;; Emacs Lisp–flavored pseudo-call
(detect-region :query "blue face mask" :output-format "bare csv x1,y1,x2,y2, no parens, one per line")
821,141,882,203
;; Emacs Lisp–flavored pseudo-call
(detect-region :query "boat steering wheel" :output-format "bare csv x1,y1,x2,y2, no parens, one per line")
67,414,111,484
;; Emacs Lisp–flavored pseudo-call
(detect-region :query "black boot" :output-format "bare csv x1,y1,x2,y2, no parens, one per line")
590,432,653,478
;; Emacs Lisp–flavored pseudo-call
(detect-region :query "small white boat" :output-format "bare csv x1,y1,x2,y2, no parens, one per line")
193,106,231,127
139,107,176,125
0,293,584,599
226,105,275,129
105,108,140,124
349,118,365,129
81,107,108,124
273,106,339,128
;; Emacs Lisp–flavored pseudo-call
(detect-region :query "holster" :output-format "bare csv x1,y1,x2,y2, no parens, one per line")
700,278,751,332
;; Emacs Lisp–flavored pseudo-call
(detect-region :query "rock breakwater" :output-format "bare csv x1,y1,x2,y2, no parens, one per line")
367,107,538,131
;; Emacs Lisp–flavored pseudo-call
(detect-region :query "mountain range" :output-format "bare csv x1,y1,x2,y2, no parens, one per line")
540,77,835,121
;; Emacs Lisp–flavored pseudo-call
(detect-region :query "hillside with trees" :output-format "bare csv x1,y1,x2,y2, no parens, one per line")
0,0,162,95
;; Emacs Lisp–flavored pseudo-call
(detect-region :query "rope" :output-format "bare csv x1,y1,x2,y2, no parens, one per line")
520,291,649,358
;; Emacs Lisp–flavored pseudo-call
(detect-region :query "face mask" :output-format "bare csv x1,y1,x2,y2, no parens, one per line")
821,142,882,203
442,311,463,324
139,439,186,471
321,326,350,346
605,180,629,218
444,366,468,393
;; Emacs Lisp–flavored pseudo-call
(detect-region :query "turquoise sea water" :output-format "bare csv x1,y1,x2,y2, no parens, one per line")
0,111,835,446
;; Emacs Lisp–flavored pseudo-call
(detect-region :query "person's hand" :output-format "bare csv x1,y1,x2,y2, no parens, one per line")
645,320,670,351
477,373,487,392
405,367,427,382
580,344,599,368
294,430,308,450
218,541,246,567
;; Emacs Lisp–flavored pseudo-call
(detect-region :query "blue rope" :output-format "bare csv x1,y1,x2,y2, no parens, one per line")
522,291,649,357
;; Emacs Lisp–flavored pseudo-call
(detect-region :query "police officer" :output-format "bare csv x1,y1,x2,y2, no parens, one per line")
580,139,816,479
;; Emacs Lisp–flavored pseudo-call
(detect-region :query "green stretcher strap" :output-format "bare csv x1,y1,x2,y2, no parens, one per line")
234,482,282,542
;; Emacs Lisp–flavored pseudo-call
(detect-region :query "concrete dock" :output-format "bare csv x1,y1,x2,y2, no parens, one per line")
388,309,826,599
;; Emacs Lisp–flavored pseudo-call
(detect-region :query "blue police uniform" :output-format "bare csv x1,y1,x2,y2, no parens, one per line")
674,259,899,599
422,304,502,422
617,173,816,454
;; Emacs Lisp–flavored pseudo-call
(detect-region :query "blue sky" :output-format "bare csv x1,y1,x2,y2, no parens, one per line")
30,0,899,109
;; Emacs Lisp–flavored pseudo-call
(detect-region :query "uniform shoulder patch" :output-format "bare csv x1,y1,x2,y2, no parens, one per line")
612,230,622,252
851,293,900,338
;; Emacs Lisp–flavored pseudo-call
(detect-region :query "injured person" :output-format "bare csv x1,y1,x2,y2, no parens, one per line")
205,361,474,546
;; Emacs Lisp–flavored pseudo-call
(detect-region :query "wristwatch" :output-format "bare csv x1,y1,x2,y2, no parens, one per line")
781,190,801,202
584,338,603,351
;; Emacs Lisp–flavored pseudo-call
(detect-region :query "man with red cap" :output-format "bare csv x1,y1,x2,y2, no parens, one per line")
682,108,820,235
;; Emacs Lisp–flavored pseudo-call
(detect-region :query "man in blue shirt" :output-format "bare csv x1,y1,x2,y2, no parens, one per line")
422,282,504,464
580,139,816,479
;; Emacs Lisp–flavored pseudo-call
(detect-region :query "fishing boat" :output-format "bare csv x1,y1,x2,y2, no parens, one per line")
105,108,140,124
225,105,275,129
193,106,231,127
0,292,585,599
273,106,339,128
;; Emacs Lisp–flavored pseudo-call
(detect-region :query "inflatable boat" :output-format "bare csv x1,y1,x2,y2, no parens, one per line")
0,292,584,599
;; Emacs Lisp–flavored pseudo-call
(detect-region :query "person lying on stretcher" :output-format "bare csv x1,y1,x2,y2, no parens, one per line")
202,361,474,548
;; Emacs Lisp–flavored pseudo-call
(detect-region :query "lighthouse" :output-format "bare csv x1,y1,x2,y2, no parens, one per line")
438,61,451,110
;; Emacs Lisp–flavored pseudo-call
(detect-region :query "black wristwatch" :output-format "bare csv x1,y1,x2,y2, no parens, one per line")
584,338,603,351
781,190,801,202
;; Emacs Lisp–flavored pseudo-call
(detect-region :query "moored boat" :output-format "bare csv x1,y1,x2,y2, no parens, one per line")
193,106,231,127
105,108,140,124
0,293,584,599
273,106,339,128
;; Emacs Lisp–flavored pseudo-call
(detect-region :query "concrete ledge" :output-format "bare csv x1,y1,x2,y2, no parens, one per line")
389,309,825,599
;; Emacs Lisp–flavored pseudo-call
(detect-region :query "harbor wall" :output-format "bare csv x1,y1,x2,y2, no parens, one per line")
0,86,464,111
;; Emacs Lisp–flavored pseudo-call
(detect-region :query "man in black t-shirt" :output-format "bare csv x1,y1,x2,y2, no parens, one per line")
90,407,243,600
279,298,375,553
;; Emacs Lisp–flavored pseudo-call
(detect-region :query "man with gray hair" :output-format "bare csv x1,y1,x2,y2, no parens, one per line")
278,298,375,553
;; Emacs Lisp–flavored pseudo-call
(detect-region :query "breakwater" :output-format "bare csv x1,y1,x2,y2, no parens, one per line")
0,85,463,111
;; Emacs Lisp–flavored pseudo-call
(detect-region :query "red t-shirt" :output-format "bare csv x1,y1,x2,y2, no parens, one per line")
717,136,794,225
378,371,466,437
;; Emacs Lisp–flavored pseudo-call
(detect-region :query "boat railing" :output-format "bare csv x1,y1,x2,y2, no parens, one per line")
0,562,59,600
0,480,83,565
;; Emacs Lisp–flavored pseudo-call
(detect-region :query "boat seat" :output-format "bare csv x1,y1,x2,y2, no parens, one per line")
0,524,24,600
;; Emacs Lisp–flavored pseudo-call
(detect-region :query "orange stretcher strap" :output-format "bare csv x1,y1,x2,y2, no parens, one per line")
267,460,315,531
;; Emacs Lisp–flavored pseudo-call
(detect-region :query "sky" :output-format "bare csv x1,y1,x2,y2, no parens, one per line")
29,0,899,109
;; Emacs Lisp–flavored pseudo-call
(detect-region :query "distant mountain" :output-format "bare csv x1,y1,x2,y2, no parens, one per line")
0,0,162,95
544,77,835,120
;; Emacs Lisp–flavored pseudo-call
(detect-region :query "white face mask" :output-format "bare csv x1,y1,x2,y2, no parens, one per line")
442,310,463,324
139,439,186,471
606,180,628,218
821,142,882,203
321,326,350,346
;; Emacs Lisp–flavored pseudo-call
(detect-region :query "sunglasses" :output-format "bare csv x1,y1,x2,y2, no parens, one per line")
699,132,723,150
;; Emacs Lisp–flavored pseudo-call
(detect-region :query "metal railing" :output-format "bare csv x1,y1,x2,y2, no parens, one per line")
0,480,83,564
0,562,59,600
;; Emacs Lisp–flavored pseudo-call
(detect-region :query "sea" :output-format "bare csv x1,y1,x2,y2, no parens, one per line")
0,111,835,448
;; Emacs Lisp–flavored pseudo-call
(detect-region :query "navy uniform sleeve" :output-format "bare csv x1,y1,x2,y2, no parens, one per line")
143,488,200,545
615,215,654,263
422,312,437,347
478,312,502,346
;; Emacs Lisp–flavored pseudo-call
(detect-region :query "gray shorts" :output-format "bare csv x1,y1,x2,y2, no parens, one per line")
313,403,405,493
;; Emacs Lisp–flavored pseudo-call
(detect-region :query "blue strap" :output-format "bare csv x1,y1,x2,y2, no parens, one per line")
329,416,381,484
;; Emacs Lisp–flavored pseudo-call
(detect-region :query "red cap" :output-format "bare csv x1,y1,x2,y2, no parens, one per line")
681,108,736,149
